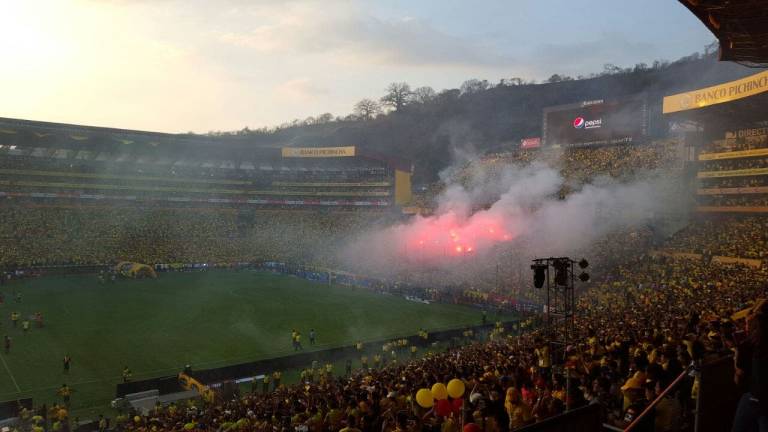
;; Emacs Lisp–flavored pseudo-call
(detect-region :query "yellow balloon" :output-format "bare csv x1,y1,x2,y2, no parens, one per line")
416,388,434,408
447,378,465,399
431,382,449,400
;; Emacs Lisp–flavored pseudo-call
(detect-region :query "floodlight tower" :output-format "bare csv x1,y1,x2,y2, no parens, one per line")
530,257,589,409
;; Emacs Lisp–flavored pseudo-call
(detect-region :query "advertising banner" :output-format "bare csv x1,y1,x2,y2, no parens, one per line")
697,168,768,178
281,146,356,158
697,186,768,195
663,70,768,114
697,206,768,213
699,147,768,161
520,137,541,149
542,95,647,147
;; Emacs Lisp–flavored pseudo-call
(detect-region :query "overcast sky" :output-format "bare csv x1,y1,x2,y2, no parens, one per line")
0,0,713,133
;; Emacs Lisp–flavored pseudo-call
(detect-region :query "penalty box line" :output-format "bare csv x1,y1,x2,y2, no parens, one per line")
0,353,21,393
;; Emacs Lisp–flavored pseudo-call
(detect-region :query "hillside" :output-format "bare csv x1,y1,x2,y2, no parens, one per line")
208,54,754,183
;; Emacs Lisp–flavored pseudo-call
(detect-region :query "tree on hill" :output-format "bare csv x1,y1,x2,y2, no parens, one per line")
459,79,490,96
412,86,437,104
353,99,382,120
380,82,413,111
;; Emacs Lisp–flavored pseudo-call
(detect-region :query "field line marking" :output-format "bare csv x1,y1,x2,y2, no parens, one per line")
0,321,486,397
0,353,21,392
60,302,72,316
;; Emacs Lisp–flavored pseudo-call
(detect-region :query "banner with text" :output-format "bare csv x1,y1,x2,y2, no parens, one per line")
281,146,356,158
520,137,541,149
697,167,768,178
699,147,768,161
663,70,768,114
698,186,768,195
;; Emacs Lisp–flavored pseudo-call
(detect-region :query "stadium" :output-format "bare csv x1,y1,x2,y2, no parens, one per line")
1,1,768,431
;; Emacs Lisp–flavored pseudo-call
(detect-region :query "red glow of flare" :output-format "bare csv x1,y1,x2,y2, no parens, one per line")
402,211,516,261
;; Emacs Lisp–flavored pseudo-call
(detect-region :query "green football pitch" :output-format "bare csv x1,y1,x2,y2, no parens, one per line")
0,270,510,415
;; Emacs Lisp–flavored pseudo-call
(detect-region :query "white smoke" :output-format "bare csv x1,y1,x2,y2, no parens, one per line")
337,158,680,286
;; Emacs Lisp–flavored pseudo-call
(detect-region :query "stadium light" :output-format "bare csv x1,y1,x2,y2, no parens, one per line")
553,258,570,286
578,258,589,269
530,263,547,288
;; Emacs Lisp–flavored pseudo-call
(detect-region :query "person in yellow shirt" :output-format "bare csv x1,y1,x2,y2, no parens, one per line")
261,374,270,394
534,340,551,376
306,406,324,432
339,415,362,432
295,333,303,351
325,400,343,431
272,370,282,390
504,388,533,430
122,366,132,383
442,414,458,432
57,384,73,406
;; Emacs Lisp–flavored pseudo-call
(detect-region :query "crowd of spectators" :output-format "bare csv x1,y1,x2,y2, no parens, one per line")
0,156,391,185
701,158,768,172
702,129,768,153
29,243,759,432
665,216,768,260
697,194,768,207
4,138,768,431
418,140,681,211
700,176,768,189
0,206,389,269
0,155,393,207
696,142,768,209
559,141,680,184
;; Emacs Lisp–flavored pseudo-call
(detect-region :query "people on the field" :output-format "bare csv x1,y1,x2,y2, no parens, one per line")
261,374,270,394
63,355,71,374
3,335,10,354
57,384,72,406
122,366,132,382
294,332,303,351
291,329,299,350
309,328,316,345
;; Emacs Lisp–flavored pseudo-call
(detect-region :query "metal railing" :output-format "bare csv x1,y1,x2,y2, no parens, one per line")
602,366,692,432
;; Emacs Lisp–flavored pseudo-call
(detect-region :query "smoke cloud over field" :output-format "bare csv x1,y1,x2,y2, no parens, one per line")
338,159,679,284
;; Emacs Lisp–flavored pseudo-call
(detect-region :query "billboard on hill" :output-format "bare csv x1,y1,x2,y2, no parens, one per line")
542,94,648,147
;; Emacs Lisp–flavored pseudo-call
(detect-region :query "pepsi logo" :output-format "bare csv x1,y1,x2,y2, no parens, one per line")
573,117,585,128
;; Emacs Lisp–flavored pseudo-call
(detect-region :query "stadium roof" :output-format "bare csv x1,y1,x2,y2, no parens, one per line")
679,0,768,66
0,116,271,154
0,117,411,170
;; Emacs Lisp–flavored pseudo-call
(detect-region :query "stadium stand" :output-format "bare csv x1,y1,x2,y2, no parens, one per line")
4,70,768,432
0,118,412,209
22,231,759,432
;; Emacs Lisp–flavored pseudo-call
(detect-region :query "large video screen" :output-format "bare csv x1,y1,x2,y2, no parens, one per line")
543,96,647,147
